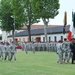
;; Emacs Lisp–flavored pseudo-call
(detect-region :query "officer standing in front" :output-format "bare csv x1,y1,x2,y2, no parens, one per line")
70,38,75,64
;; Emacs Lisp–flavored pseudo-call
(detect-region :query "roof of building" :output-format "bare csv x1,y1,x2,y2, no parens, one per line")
21,25,60,30
8,25,70,37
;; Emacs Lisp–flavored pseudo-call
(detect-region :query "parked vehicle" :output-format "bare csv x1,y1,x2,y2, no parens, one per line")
16,44,22,49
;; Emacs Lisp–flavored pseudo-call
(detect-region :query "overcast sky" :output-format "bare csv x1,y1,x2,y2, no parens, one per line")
36,0,75,25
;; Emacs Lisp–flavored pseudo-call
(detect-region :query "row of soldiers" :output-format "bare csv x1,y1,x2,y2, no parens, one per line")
1,39,72,63
19,40,72,63
0,42,17,61
20,42,57,53
0,41,59,61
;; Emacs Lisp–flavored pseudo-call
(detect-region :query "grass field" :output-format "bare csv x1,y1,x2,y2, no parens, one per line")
0,50,75,75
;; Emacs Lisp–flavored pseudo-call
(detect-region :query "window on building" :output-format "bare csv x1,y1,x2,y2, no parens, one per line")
61,36,63,41
31,38,34,42
19,38,21,42
43,37,45,42
10,39,12,43
54,36,57,42
23,38,25,42
14,31,17,34
31,37,36,42
27,38,29,42
49,37,51,42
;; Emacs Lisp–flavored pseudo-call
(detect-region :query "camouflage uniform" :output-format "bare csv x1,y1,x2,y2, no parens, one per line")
56,41,71,64
4,44,11,61
10,43,17,61
24,43,29,54
0,45,6,60
62,41,71,63
56,43,63,63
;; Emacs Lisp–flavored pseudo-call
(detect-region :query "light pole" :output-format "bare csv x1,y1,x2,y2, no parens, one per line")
13,16,15,44
11,16,15,44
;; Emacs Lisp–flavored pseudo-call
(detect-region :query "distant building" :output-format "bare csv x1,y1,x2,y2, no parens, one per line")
2,25,58,42
7,25,70,42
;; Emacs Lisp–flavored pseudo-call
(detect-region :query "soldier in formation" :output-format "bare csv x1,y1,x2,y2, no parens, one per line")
56,39,71,64
0,43,6,60
0,42,17,61
70,38,75,64
16,40,72,64
23,42,57,53
10,42,17,61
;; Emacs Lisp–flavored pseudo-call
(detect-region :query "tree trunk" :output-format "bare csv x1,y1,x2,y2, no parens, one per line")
27,26,31,42
42,18,49,42
12,30,15,43
44,25,48,42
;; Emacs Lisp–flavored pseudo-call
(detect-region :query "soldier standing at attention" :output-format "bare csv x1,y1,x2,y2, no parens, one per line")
63,38,68,62
70,38,75,64
63,38,71,63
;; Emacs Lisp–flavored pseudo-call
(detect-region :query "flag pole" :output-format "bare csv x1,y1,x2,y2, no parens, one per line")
63,11,67,40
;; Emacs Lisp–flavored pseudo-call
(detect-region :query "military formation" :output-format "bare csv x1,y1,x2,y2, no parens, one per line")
1,38,75,64
20,42,57,53
20,40,72,64
0,42,17,61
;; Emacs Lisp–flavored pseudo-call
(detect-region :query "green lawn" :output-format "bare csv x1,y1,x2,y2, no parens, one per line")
0,50,75,75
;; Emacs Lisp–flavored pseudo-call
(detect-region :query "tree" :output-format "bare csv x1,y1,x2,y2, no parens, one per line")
11,0,40,42
0,0,13,31
0,0,24,42
31,0,60,42
0,34,2,40
11,0,24,42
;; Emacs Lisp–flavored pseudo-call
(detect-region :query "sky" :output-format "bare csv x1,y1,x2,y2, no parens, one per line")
0,0,75,34
35,0,75,25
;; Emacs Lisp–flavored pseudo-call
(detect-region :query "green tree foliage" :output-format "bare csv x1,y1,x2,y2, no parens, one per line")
23,0,40,42
0,0,13,32
11,0,40,42
31,0,60,42
0,34,2,40
0,0,24,41
32,0,60,19
0,0,24,31
11,0,24,29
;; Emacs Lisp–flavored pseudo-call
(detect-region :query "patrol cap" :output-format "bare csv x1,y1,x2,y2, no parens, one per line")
72,38,75,40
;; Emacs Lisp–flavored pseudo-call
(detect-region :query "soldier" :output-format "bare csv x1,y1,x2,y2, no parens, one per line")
34,42,38,51
70,38,75,64
56,42,63,63
10,42,17,61
22,42,25,51
56,38,71,64
4,42,11,61
0,44,6,61
19,42,24,51
62,40,71,63
24,42,28,54
31,42,35,53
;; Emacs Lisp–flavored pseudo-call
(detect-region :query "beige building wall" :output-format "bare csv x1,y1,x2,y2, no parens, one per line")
7,35,40,43
2,31,7,42
7,33,68,43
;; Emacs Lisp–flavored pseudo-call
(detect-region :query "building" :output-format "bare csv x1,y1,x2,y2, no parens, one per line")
7,25,70,42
